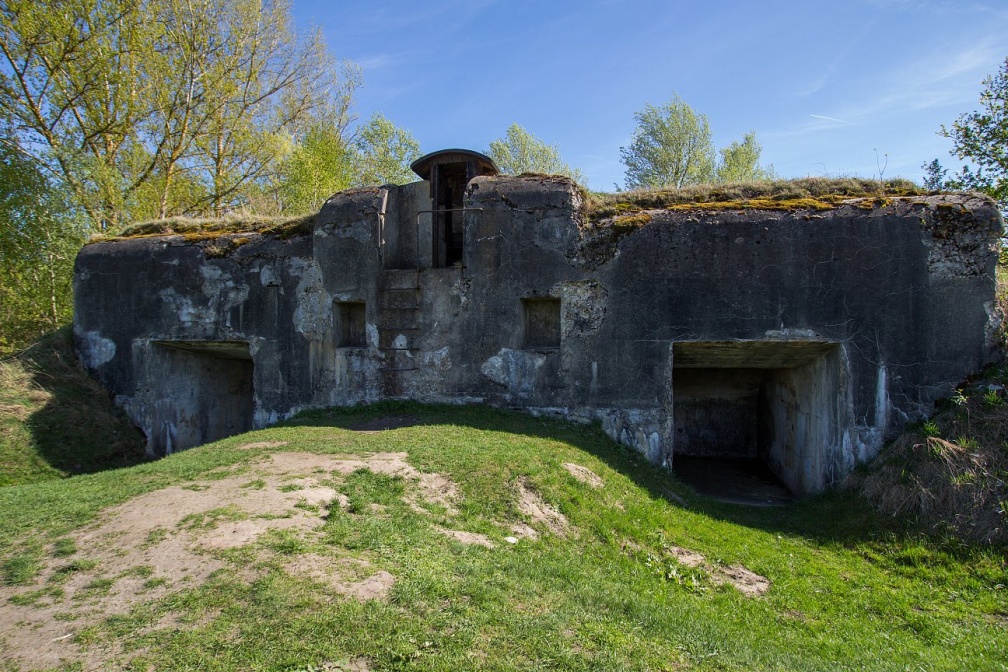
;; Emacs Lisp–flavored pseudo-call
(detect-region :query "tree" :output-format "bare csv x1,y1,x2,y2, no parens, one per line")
274,123,356,214
921,158,949,191
488,123,584,183
927,57,1008,209
355,112,421,186
620,95,715,189
716,131,775,183
0,140,82,352
271,112,419,215
0,0,156,230
0,0,355,229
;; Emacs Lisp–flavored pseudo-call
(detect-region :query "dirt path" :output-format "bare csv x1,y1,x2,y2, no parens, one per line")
0,450,457,671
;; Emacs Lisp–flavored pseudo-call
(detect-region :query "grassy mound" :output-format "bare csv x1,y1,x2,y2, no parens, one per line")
847,370,1008,545
0,328,147,486
0,403,1005,671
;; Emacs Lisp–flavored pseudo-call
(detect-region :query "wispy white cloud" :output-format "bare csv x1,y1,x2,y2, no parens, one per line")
787,36,1005,134
809,114,858,126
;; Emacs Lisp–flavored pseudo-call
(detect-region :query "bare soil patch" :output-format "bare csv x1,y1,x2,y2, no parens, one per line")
713,564,771,597
563,462,604,488
236,440,289,450
635,542,770,597
0,450,461,671
515,477,570,537
667,545,706,568
437,527,495,548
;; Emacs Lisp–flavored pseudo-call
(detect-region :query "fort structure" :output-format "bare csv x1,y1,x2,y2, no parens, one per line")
73,149,1004,495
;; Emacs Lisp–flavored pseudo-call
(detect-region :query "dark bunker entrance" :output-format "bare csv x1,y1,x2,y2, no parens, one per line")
670,341,843,504
147,341,254,455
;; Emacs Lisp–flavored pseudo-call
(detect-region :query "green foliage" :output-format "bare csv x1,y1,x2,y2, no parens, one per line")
0,143,83,353
620,95,716,189
488,123,584,183
621,95,775,190
927,57,1008,209
0,0,356,229
275,124,357,215
921,158,949,191
271,112,418,214
716,131,776,183
354,112,422,187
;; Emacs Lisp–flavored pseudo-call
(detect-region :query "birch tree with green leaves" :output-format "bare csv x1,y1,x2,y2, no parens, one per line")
0,0,358,229
488,124,584,183
620,96,716,189
621,94,774,189
355,112,421,187
716,132,776,183
0,0,390,349
0,141,82,352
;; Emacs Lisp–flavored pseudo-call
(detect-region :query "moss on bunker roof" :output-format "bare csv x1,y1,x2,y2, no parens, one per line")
94,213,316,244
98,177,959,247
583,177,934,221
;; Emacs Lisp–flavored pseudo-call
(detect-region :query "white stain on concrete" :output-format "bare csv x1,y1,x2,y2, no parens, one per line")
480,348,546,398
78,331,117,368
290,259,331,339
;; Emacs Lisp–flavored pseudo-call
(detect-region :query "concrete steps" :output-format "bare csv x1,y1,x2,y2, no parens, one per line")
377,269,421,397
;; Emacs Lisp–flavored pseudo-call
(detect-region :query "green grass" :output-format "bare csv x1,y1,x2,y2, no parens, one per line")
0,328,147,486
583,176,931,221
101,213,316,242
1,402,1005,671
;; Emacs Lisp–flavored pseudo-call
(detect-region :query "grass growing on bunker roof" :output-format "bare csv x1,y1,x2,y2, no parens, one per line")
99,213,316,243
584,176,931,221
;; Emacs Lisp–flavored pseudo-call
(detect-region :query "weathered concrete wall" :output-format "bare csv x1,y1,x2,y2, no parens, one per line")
758,346,849,494
74,177,1003,494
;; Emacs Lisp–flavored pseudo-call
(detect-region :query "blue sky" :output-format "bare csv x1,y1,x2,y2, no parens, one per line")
291,0,1008,192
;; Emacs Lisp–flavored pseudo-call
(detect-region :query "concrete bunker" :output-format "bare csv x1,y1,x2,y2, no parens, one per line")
72,160,1002,493
146,341,255,455
672,341,846,496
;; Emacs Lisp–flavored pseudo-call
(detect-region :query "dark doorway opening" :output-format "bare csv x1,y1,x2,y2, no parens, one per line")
147,341,254,455
432,162,468,267
671,340,843,498
673,456,794,506
334,301,366,348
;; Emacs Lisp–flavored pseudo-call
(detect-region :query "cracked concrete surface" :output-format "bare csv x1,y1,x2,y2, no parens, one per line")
74,171,1003,494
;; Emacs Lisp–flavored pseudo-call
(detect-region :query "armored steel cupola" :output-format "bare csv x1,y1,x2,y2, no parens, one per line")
410,149,498,267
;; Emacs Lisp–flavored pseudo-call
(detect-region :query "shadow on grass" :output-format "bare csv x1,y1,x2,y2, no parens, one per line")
281,399,934,552
12,328,148,483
